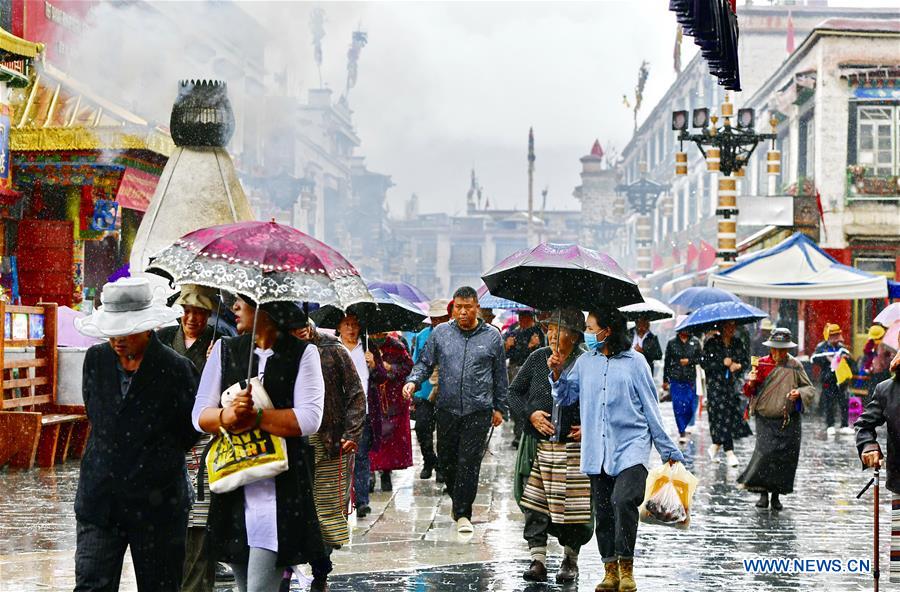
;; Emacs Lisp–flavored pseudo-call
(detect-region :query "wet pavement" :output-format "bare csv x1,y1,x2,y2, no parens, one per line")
0,403,889,591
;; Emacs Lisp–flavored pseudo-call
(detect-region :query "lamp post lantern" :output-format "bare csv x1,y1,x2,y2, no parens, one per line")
615,165,669,284
671,94,778,268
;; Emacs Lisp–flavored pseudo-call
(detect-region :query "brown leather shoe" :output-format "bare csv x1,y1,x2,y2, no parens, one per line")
618,558,637,592
523,560,548,582
594,561,619,591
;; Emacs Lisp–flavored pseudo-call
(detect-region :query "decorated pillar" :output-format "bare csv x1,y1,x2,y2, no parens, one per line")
767,115,781,196
635,214,653,288
714,100,737,268
716,176,738,267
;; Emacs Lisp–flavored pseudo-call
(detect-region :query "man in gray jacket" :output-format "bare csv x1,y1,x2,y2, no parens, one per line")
403,286,509,534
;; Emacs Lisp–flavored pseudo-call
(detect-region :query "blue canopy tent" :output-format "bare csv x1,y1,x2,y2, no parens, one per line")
710,233,888,300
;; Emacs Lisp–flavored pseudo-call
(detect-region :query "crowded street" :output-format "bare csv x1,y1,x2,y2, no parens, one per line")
0,404,890,591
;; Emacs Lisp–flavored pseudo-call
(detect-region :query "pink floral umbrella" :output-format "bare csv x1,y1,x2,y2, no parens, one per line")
146,220,372,308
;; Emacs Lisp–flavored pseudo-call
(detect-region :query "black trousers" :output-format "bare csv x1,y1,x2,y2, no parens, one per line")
522,508,589,551
311,546,334,580
823,385,849,428
590,465,648,563
74,508,188,592
414,398,438,469
182,526,214,592
435,408,492,520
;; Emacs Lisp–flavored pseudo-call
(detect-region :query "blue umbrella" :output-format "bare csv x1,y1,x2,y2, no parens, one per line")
476,284,533,311
669,286,741,310
675,301,768,333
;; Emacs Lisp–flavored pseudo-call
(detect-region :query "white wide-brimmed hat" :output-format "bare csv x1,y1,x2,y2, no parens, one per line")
427,298,451,318
75,277,182,338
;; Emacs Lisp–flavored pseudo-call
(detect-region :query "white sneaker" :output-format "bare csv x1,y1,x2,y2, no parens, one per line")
840,426,855,435
678,435,688,444
708,444,720,462
826,427,836,436
457,517,474,534
725,450,739,467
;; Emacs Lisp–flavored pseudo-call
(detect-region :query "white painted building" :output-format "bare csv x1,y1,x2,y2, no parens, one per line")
615,3,898,289
742,17,900,352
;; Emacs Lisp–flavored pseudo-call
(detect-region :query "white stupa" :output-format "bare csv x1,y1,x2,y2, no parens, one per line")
130,80,254,276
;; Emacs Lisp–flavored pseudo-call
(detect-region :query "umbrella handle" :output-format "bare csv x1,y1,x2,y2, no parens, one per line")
247,307,259,383
211,292,223,343
555,309,562,355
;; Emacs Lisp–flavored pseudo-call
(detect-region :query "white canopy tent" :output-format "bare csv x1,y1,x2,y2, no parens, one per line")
710,233,888,300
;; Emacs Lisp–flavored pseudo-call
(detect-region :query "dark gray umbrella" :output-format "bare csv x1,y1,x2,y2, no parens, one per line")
311,288,426,333
481,242,643,311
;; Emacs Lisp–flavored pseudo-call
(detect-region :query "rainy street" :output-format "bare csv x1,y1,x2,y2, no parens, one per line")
0,2,899,592
0,404,888,592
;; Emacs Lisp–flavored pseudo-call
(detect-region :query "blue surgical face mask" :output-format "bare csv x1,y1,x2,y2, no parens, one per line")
584,332,605,351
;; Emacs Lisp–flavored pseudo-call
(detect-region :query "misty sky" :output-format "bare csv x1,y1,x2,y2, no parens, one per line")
286,0,895,217
306,1,696,216
68,1,897,218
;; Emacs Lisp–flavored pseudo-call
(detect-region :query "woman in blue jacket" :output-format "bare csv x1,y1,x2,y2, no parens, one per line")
550,307,684,592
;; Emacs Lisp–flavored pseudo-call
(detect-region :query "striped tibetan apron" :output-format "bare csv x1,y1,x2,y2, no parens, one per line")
520,440,591,524
310,434,354,547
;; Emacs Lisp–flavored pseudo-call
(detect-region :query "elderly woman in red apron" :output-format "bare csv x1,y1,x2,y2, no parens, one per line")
367,332,414,492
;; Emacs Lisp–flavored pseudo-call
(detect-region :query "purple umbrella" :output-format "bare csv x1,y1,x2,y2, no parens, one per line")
367,281,430,306
481,242,643,312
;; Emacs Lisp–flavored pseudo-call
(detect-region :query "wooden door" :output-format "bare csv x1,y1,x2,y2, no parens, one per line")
16,220,73,307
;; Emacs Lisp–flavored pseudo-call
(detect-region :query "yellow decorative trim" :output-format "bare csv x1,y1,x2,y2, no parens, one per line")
0,28,44,59
11,127,175,156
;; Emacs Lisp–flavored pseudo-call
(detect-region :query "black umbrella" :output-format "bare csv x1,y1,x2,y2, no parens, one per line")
481,242,643,312
311,287,426,333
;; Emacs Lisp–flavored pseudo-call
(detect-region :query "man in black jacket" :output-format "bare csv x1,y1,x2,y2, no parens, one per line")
856,350,900,584
856,349,900,489
74,278,200,591
663,329,703,442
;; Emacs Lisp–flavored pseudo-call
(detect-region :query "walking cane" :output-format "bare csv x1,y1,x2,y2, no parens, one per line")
482,425,495,459
857,459,881,592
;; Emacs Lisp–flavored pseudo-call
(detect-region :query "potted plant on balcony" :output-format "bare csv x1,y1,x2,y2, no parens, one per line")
784,176,816,197
847,165,900,197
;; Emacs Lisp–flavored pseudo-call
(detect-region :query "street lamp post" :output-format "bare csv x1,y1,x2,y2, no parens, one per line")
592,219,623,245
671,94,778,269
615,166,669,285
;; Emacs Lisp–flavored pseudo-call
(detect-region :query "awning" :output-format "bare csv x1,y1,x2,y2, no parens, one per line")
710,232,888,300
115,167,159,212
0,28,43,59
11,62,174,157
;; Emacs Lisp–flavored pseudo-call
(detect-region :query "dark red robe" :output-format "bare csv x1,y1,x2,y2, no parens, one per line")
368,336,414,472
